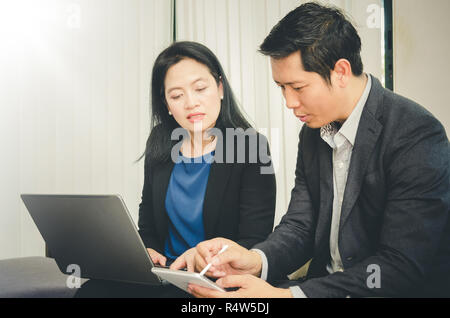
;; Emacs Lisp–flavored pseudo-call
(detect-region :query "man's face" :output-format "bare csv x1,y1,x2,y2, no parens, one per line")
271,51,342,129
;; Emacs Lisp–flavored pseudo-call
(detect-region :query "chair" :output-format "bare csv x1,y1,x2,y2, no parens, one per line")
0,256,87,298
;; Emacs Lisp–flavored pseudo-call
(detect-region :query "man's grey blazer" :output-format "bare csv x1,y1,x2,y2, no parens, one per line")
254,75,450,297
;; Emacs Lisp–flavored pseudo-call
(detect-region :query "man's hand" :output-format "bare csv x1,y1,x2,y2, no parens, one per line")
146,248,167,267
188,274,293,298
193,238,263,278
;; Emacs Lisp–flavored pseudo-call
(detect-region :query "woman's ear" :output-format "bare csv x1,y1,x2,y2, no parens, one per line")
218,79,224,100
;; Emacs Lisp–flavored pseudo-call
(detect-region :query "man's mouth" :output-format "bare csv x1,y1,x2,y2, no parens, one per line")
296,114,310,122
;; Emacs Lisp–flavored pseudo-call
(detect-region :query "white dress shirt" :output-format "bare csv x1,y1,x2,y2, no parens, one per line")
322,74,372,274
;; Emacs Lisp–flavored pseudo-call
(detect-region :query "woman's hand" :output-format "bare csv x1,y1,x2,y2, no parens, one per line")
169,248,197,272
146,248,167,266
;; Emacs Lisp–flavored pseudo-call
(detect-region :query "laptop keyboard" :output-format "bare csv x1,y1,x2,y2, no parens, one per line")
154,264,187,271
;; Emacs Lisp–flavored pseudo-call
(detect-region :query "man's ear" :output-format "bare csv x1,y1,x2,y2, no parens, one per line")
332,59,352,87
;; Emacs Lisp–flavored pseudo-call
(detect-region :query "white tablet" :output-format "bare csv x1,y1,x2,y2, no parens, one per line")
151,267,226,293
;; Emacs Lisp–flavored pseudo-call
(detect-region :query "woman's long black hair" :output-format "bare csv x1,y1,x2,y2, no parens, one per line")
142,41,252,164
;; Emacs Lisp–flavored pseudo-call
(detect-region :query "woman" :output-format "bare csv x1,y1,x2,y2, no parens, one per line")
139,41,276,269
76,41,275,298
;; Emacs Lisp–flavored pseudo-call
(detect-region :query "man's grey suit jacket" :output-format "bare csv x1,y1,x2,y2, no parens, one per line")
254,76,450,297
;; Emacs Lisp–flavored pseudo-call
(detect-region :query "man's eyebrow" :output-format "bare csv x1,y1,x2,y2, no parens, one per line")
167,78,207,94
274,80,305,85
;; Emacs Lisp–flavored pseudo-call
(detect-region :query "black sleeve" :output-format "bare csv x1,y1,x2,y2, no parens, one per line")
253,127,316,281
137,155,161,252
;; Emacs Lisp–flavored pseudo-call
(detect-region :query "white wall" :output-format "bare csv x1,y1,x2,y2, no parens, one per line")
393,0,450,135
0,0,172,260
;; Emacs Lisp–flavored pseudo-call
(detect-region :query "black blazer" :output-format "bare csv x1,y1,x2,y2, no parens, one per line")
138,129,276,256
254,76,450,297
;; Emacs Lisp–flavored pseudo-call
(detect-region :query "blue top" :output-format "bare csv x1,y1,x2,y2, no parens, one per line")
164,152,214,260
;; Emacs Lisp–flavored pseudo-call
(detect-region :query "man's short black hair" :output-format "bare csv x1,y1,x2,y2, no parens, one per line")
259,2,363,84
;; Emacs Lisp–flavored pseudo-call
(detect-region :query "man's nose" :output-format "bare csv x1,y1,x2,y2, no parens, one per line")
284,87,300,109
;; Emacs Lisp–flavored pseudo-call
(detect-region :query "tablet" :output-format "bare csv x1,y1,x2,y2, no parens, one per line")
151,267,226,293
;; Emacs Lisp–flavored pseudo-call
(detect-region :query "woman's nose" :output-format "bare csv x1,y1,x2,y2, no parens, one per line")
184,92,200,109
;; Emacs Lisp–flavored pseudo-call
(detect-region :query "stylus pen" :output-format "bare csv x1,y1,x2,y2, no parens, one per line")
199,244,229,276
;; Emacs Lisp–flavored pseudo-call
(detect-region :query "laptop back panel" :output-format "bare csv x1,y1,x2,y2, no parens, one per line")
21,194,161,285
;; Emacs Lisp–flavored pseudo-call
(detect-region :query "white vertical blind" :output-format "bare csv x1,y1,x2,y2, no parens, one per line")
0,0,172,259
175,0,384,226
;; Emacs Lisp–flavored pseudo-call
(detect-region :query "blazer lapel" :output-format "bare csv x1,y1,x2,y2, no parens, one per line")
314,137,334,252
202,130,233,239
339,76,383,229
202,161,233,239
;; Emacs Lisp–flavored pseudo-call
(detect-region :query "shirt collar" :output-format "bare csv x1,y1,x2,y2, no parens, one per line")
320,74,372,147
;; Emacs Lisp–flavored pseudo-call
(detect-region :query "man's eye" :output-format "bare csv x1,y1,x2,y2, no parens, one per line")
294,87,303,91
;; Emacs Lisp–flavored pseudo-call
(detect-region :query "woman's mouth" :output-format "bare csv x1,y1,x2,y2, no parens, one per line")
187,113,205,123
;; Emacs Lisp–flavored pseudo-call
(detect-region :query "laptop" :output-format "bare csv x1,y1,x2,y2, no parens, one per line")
20,194,163,285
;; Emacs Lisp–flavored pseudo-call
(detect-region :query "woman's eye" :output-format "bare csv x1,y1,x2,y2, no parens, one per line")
171,95,182,100
196,87,207,92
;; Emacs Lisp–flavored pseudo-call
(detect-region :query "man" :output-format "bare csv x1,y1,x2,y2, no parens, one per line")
171,2,450,298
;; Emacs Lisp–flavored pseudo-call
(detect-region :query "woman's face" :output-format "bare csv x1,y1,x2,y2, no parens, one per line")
164,58,223,134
